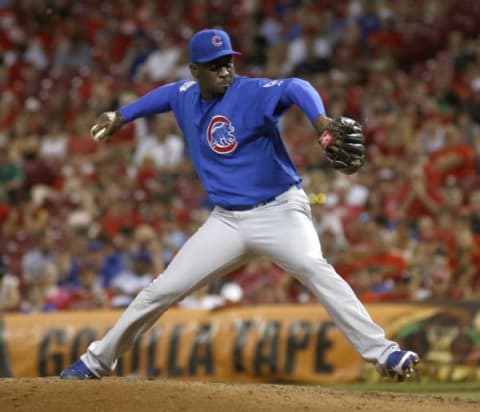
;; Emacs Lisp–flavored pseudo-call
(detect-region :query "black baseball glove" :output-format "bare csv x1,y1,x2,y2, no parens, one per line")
318,117,365,174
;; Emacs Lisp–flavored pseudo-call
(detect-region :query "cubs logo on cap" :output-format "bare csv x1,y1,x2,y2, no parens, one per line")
211,35,223,47
189,29,240,63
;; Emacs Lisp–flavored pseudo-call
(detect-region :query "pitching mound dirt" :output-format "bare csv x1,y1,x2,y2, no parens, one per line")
1,378,478,412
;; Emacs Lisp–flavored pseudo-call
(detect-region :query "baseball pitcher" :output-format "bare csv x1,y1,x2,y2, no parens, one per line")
61,29,419,381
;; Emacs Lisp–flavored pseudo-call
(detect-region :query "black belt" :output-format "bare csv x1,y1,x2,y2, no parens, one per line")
221,182,302,211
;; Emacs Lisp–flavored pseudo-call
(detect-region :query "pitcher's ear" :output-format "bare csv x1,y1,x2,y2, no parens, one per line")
189,63,198,79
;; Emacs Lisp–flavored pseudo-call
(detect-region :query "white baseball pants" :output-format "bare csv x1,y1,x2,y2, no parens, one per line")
82,185,398,376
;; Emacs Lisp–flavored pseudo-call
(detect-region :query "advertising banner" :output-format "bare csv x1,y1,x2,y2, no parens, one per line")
1,304,479,382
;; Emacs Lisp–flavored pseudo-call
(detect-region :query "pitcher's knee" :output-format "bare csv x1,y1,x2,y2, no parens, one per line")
132,277,186,309
291,255,336,280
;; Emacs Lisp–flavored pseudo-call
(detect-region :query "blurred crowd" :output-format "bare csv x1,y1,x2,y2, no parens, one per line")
1,0,480,313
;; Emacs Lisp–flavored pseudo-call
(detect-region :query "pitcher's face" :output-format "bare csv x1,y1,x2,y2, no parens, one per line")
190,55,235,99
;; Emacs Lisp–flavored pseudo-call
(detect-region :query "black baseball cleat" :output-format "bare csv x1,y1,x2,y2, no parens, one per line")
384,350,420,381
60,360,99,380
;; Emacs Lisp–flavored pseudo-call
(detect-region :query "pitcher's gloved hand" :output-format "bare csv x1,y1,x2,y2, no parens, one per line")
318,117,365,174
90,111,124,142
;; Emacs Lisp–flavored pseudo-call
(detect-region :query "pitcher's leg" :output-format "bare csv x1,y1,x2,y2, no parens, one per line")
82,211,247,377
246,191,398,366
277,253,398,364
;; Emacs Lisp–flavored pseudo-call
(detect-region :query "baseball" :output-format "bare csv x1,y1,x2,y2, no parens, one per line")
90,112,116,141
90,125,106,141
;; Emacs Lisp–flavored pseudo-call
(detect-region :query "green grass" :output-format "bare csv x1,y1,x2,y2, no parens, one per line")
322,382,480,401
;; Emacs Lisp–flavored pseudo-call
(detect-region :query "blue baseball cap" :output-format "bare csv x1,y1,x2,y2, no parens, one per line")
189,29,240,63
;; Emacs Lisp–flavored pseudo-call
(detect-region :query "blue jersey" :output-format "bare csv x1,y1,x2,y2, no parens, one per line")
119,76,326,209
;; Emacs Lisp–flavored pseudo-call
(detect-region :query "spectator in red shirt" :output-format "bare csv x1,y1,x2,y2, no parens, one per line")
449,227,480,300
232,256,299,304
392,163,443,220
67,116,102,158
367,16,406,61
426,124,475,186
